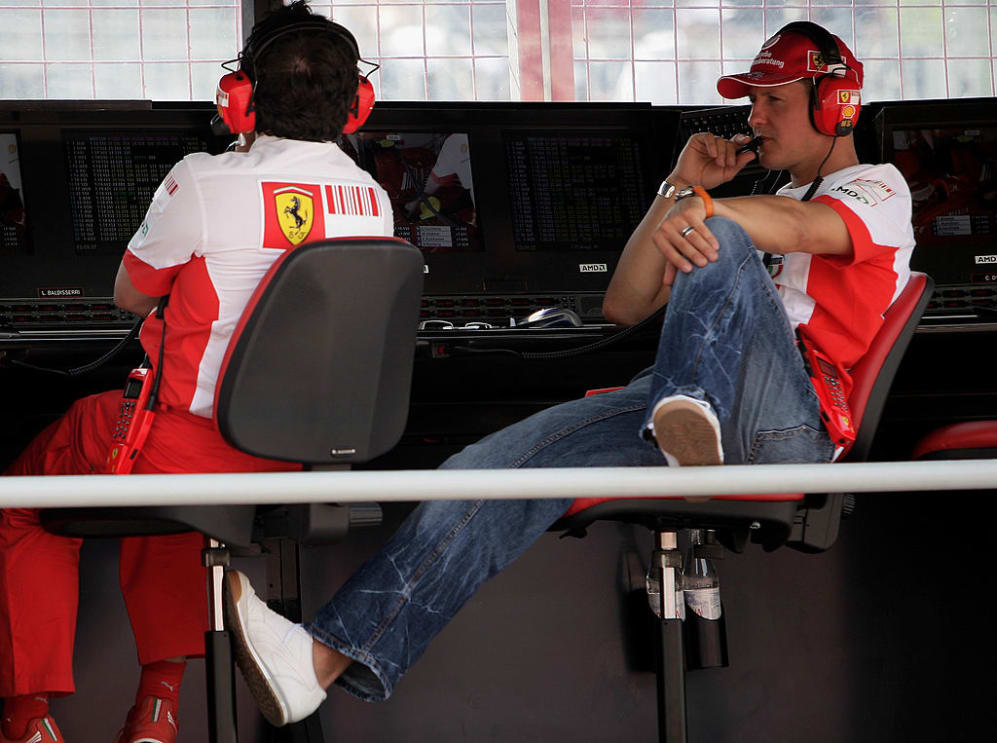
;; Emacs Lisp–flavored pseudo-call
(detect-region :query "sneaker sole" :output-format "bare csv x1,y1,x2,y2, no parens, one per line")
653,403,723,466
223,572,289,727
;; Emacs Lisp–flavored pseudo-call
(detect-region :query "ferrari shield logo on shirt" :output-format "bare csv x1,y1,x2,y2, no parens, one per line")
261,182,325,250
275,187,314,246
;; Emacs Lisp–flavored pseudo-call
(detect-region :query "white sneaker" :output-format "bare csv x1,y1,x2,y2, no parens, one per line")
649,394,724,466
223,570,327,727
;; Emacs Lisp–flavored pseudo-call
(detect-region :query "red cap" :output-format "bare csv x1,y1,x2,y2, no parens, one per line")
717,29,863,99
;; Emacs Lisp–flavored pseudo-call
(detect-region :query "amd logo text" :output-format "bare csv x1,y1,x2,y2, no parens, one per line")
579,263,608,273
975,255,997,264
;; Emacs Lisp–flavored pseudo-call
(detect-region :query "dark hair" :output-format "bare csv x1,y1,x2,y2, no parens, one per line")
243,1,360,142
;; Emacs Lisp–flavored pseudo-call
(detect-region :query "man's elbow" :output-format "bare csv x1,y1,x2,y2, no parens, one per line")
114,297,147,317
114,288,158,317
602,294,641,327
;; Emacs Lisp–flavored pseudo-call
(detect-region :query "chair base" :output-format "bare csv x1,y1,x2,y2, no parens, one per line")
205,629,239,743
656,615,687,743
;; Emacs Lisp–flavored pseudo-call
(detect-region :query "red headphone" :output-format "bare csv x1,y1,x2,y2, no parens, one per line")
215,20,375,136
778,22,862,138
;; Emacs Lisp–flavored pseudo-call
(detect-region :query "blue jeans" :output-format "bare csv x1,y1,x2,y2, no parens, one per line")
306,217,834,701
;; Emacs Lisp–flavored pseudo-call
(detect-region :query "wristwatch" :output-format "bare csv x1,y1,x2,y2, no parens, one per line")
672,185,698,202
657,180,680,199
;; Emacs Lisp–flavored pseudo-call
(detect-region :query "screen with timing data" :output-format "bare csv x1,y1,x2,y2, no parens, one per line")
505,132,645,252
0,102,231,318
64,130,210,255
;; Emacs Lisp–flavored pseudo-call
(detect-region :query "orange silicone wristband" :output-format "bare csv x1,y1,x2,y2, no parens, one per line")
692,186,713,218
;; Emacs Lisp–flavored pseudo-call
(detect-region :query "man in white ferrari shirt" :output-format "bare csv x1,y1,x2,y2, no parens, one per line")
219,21,916,728
0,3,390,742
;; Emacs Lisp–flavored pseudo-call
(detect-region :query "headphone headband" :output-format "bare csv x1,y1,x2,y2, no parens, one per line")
776,22,848,78
214,15,374,138
242,19,360,80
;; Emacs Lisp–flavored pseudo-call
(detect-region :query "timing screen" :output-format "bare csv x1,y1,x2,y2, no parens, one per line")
505,133,645,252
0,133,28,256
341,131,481,253
63,130,209,255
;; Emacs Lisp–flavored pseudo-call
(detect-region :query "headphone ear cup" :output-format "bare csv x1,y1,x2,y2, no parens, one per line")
342,75,375,134
812,75,862,137
216,71,255,134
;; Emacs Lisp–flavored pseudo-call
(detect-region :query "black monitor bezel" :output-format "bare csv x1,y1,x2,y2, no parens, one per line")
876,97,997,287
0,128,29,257
361,102,675,296
0,102,229,301
0,100,677,302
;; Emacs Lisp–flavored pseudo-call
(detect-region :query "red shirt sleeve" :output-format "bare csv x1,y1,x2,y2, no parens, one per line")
813,194,897,267
122,248,184,297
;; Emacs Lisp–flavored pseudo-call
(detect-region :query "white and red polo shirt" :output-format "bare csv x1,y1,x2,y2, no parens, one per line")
770,162,915,370
123,135,393,418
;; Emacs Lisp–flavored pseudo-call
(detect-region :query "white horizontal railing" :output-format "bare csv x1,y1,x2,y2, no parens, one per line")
0,460,995,509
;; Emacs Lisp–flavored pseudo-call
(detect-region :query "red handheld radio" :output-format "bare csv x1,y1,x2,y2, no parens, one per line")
796,328,856,447
107,367,158,474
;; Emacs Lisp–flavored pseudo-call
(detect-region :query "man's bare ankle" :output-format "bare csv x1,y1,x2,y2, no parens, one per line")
312,639,352,689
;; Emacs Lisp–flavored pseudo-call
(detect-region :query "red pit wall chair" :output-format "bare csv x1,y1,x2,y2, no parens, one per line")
913,421,997,462
550,272,933,743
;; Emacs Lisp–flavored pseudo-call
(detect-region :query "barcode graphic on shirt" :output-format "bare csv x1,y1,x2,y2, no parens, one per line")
324,185,380,217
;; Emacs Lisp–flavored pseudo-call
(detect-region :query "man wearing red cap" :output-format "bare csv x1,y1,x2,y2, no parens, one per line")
222,23,916,722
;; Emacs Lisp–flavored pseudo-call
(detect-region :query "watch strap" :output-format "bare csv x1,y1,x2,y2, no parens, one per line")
692,186,714,218
673,185,714,219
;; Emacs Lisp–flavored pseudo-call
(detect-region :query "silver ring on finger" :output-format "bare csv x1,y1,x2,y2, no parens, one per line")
680,225,695,238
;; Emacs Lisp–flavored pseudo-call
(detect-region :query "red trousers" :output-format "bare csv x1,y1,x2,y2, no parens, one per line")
0,389,299,696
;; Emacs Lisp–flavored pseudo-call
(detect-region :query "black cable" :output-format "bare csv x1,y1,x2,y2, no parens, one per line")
750,169,784,196
145,296,169,409
800,138,837,203
8,316,143,377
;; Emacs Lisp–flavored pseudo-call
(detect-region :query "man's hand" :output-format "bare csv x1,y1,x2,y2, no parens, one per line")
653,195,720,287
672,132,758,191
603,132,757,324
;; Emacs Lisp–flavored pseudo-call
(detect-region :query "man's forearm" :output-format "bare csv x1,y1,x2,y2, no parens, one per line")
603,191,677,326
711,195,851,257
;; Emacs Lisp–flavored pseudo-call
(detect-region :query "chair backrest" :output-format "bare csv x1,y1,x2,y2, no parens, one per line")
214,236,424,465
846,271,933,461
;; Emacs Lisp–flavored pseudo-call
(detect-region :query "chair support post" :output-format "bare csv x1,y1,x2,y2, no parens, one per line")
651,530,687,743
204,538,239,743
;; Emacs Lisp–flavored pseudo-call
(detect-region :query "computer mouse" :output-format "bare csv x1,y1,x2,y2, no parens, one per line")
515,307,584,328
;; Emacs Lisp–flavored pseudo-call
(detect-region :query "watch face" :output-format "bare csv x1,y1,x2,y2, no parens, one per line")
658,181,677,198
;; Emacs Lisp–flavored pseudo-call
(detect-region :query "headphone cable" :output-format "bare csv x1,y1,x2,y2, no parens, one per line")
800,137,837,203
